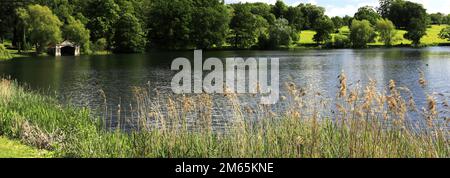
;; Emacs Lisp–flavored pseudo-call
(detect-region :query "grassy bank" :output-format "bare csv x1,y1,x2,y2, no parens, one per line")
0,137,49,158
0,75,448,158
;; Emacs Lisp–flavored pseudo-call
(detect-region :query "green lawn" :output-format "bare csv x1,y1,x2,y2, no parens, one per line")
299,25,450,46
0,137,50,158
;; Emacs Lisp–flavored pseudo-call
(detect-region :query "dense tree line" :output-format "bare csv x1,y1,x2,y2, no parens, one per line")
0,0,448,54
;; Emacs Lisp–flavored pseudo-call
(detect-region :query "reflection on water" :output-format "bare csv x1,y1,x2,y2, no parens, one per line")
1,47,449,129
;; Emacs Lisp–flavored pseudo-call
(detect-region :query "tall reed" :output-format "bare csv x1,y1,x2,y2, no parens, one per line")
0,71,448,158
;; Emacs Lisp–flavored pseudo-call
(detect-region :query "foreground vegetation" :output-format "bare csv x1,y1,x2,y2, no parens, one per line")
0,72,448,158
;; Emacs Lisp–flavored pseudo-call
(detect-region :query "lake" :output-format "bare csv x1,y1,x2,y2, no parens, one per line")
1,47,450,129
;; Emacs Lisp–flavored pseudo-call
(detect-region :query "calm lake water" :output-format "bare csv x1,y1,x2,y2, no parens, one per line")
1,47,450,129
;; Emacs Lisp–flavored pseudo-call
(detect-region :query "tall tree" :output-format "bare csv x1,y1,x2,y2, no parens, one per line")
113,13,145,53
354,6,381,25
147,0,193,49
342,15,354,27
386,0,428,45
191,0,230,49
272,0,288,19
249,3,276,25
63,16,91,53
429,13,445,25
313,17,334,44
297,3,325,30
404,17,427,46
331,16,344,32
259,18,297,48
377,0,393,18
18,4,62,54
84,0,120,47
375,18,397,46
350,19,376,48
285,6,304,31
230,3,268,48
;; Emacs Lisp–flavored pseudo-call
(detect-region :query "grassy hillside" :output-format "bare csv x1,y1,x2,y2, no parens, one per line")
299,25,450,46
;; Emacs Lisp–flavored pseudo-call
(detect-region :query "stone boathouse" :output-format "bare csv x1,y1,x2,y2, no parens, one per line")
48,40,80,56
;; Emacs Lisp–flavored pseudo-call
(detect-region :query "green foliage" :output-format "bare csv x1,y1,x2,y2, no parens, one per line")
272,0,288,19
350,19,376,48
332,34,351,48
249,3,276,25
342,15,354,27
298,3,325,30
147,0,230,50
190,0,231,49
375,18,397,46
85,0,120,46
92,38,107,52
439,27,450,41
147,0,193,49
429,13,445,25
404,18,427,46
387,0,428,29
313,17,334,44
112,13,145,53
230,3,268,48
18,5,63,54
285,6,304,31
0,44,12,60
378,0,393,18
354,6,381,25
259,18,297,48
331,16,344,32
63,17,91,53
1,78,448,158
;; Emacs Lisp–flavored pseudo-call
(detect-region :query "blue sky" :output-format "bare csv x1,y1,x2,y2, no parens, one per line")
224,0,450,17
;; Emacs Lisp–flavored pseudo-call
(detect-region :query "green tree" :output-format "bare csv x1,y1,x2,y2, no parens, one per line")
63,16,91,53
249,3,276,25
230,3,268,48
350,19,376,48
313,17,334,44
332,34,351,48
147,0,193,49
18,5,63,54
191,0,230,49
92,38,107,52
259,18,297,48
404,17,427,46
285,6,304,31
439,27,450,41
354,6,381,25
342,15,354,27
84,0,120,47
331,16,344,32
375,18,397,46
377,0,393,18
429,13,445,25
112,13,145,53
272,0,288,19
298,3,325,29
446,14,450,25
386,0,427,46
